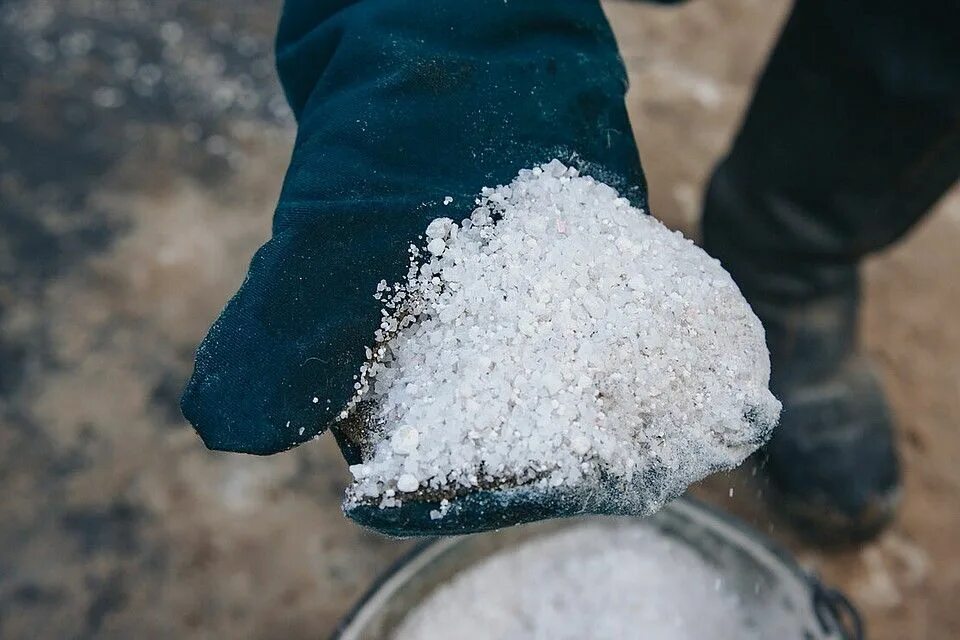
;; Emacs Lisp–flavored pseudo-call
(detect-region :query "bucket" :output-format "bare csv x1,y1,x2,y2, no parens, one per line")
334,498,862,639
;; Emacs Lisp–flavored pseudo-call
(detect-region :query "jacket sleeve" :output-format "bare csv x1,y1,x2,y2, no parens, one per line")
180,0,647,455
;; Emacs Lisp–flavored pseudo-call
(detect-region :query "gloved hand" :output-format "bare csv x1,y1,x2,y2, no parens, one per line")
182,0,646,453
181,0,648,532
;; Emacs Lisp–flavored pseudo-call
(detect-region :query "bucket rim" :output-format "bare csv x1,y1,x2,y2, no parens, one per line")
331,495,860,640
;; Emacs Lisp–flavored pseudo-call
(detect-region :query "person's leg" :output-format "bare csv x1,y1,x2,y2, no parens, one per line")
702,0,960,542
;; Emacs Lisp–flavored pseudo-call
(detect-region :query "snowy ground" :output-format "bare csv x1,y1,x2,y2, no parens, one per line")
1,0,958,637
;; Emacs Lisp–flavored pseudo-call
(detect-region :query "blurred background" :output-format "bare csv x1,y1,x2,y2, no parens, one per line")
1,0,958,637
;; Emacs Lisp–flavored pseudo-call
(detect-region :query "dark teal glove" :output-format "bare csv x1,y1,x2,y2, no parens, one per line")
181,0,647,458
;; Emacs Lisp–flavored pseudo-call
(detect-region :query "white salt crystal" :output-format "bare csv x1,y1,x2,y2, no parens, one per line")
349,464,368,480
570,434,591,456
397,474,419,493
425,217,454,239
390,425,420,455
542,371,564,395
343,161,780,510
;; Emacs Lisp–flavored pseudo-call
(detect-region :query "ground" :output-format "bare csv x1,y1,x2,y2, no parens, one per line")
1,0,957,638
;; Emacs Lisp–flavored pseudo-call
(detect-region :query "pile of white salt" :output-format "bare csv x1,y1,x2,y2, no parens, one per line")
343,160,779,511
393,522,758,640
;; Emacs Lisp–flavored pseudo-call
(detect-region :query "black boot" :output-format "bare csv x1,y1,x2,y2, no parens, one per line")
749,288,901,543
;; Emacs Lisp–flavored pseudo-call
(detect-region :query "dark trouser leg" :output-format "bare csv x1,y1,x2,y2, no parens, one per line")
702,0,960,541
705,0,960,305
704,0,960,377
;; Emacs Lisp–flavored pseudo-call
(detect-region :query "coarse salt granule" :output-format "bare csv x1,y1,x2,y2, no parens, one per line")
343,160,780,510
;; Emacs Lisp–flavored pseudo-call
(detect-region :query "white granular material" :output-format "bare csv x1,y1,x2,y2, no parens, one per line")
393,522,757,640
345,160,779,508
